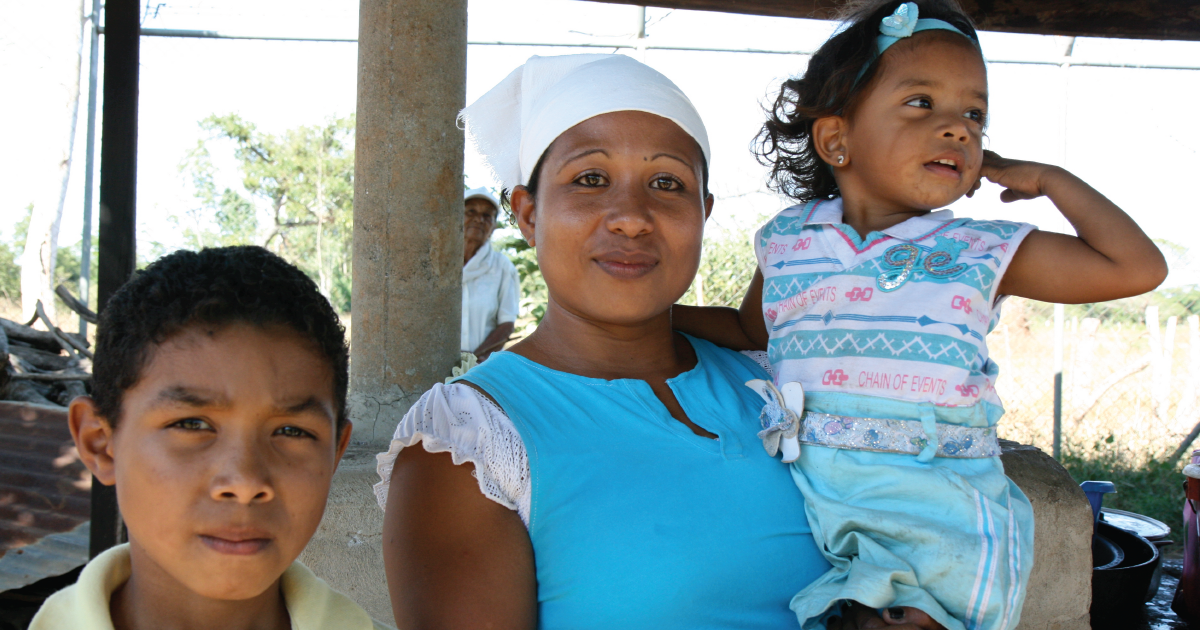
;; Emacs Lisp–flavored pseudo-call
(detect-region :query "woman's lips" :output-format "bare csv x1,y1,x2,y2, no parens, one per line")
594,251,658,279
199,534,272,556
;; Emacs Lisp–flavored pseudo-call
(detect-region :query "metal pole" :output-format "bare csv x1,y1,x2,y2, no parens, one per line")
91,0,140,559
636,6,647,63
1053,303,1064,460
79,0,101,336
1051,37,1074,461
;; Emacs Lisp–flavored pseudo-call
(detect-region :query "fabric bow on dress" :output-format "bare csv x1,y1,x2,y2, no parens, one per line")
745,379,805,463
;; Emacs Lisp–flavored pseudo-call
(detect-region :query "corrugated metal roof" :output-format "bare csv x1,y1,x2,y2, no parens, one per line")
0,401,90,592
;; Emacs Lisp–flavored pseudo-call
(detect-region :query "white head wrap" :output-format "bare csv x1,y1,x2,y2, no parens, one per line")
460,54,711,191
463,186,500,211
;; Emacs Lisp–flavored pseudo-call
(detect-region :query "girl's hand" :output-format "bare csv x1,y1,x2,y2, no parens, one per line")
972,150,1063,203
827,602,946,630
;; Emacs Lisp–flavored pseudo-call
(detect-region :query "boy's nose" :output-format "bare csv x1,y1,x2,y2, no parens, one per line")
211,446,276,504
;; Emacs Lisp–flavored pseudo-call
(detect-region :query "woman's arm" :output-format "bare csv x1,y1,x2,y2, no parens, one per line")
672,269,769,351
474,322,516,360
383,447,537,630
982,151,1168,302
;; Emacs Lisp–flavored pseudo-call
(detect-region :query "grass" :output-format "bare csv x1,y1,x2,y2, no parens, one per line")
1058,446,1186,542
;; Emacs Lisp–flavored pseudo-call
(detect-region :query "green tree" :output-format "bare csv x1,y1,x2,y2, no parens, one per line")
179,114,355,311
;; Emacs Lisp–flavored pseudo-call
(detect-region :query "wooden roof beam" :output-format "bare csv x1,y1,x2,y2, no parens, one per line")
585,0,1200,42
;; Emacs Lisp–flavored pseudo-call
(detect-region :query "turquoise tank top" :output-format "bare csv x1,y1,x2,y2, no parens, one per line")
457,334,830,629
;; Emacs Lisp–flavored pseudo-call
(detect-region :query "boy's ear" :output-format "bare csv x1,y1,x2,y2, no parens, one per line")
812,115,849,168
703,193,715,222
511,185,537,247
334,421,352,467
69,396,117,486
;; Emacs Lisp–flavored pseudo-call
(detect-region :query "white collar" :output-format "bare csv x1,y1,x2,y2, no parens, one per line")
804,197,958,242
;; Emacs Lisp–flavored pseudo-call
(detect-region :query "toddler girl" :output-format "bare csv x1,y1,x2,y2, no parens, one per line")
676,1,1167,629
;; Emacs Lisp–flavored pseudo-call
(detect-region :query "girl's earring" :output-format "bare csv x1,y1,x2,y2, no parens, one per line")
837,155,845,165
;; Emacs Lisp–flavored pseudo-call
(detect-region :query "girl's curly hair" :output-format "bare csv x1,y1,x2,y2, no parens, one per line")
754,0,979,203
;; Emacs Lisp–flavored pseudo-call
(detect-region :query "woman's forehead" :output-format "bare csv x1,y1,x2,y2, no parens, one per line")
548,111,703,163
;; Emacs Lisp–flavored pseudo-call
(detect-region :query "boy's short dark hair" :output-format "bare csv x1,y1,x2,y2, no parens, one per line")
92,246,349,431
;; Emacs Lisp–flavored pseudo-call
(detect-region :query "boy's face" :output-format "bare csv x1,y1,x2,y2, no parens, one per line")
70,322,350,601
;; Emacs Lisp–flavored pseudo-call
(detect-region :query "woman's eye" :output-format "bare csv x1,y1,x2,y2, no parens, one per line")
170,417,213,431
904,97,932,109
275,425,314,439
575,173,607,187
650,176,683,191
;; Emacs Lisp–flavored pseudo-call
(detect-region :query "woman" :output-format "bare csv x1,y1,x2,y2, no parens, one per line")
375,54,939,630
461,187,520,360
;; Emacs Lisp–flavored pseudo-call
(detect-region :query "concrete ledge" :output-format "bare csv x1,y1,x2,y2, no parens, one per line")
298,447,393,625
305,442,1092,629
1001,440,1093,630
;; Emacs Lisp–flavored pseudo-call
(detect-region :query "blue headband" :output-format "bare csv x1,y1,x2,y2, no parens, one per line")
873,3,978,60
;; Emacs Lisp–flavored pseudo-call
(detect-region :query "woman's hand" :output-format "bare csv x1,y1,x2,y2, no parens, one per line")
826,602,946,630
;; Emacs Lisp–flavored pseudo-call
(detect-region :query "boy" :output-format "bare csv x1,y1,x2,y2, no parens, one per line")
32,246,392,630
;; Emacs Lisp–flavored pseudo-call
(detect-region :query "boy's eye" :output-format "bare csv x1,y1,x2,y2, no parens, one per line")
965,109,987,125
904,96,932,109
574,172,607,187
170,417,213,431
649,176,683,191
274,425,315,439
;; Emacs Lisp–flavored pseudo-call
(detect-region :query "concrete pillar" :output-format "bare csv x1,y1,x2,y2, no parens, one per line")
299,0,467,623
1001,441,1094,630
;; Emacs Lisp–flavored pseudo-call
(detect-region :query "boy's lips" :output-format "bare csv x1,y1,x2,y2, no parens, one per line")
594,250,658,279
199,531,273,556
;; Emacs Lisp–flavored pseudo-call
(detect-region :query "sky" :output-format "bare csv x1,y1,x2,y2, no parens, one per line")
4,0,1200,283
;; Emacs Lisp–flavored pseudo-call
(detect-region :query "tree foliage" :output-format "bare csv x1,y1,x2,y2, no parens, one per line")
179,114,355,311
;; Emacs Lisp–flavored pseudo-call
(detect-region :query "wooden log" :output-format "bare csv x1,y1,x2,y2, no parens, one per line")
10,372,91,383
35,300,93,360
1,380,60,407
0,317,62,353
55,284,98,325
8,345,72,371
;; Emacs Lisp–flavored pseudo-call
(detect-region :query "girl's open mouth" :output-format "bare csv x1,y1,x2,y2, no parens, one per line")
925,158,960,179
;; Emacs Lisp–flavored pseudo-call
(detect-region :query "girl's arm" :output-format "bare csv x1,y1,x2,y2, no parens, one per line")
383,447,537,629
982,151,1168,302
672,269,769,351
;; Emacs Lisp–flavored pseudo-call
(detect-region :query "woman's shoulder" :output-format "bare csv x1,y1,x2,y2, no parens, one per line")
373,382,532,525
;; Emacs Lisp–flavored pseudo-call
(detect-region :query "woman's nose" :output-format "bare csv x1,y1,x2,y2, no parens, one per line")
604,184,654,238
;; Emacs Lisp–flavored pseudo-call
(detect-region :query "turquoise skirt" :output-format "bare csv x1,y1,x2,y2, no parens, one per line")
788,446,1035,630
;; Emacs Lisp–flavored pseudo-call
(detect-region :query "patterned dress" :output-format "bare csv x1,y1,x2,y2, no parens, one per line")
755,198,1037,630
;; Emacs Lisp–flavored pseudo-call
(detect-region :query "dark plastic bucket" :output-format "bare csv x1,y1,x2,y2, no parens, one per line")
1091,521,1162,629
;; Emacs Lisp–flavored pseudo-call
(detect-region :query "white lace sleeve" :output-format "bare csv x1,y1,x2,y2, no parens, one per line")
741,350,773,376
373,382,532,526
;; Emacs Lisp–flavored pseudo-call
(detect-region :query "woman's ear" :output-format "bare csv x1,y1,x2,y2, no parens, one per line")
511,185,537,247
812,115,849,168
69,396,117,486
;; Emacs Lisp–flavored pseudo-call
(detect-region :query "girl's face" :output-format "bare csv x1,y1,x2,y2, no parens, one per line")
512,110,712,326
837,33,988,212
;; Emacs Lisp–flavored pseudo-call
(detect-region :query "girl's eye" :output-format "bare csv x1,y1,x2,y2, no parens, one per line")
575,172,607,187
965,109,987,125
275,425,315,439
170,417,213,431
650,176,683,191
904,97,932,109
